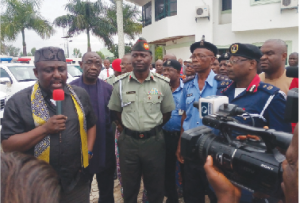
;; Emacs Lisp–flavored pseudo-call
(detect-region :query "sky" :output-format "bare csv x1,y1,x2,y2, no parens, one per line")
4,0,140,57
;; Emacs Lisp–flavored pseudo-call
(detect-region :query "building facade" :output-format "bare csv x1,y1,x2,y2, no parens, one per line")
126,0,298,61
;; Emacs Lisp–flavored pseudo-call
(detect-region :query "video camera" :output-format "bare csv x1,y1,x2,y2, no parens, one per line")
181,96,293,198
284,66,298,123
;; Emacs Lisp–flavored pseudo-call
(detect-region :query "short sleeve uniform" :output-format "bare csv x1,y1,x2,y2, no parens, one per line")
108,72,175,131
179,70,218,131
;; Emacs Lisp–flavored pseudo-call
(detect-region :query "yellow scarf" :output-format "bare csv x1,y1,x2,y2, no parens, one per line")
31,82,89,168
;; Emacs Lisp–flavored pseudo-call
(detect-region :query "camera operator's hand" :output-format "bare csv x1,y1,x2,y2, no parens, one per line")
204,155,241,203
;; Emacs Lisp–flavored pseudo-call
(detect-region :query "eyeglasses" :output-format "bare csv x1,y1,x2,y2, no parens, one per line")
226,59,249,65
191,53,214,60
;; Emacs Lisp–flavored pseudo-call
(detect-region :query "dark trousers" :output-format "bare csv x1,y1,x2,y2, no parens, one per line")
60,173,90,203
163,130,180,203
183,159,217,203
118,128,166,203
88,161,115,203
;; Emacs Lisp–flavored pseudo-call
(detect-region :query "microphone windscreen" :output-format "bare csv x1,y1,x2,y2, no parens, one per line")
286,66,298,78
53,89,65,101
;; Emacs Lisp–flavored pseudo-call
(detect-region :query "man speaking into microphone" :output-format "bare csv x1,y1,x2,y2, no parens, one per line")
1,47,97,203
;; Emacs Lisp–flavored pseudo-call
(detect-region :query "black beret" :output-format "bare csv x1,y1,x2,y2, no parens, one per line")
218,52,231,62
229,43,262,61
163,59,181,71
190,37,218,56
34,47,66,63
131,37,151,53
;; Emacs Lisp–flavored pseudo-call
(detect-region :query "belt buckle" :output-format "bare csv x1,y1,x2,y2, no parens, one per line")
139,134,144,139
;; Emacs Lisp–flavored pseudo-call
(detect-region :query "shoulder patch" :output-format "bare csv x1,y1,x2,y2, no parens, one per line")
183,75,195,83
258,82,280,95
113,72,130,84
153,72,170,83
214,74,230,81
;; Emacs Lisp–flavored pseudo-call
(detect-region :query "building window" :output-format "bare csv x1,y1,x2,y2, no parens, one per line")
142,1,152,27
155,0,177,21
222,0,232,11
250,0,281,6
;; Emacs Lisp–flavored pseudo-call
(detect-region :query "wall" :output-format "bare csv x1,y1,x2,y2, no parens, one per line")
232,0,298,31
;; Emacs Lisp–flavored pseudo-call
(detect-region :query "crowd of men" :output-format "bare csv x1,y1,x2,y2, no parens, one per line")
0,36,298,203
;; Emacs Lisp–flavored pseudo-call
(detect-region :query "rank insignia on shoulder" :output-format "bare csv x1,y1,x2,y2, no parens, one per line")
113,72,130,84
187,93,193,97
183,75,195,83
267,86,273,90
214,74,230,81
263,85,267,88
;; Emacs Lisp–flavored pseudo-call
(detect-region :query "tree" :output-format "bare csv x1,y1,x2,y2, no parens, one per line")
73,48,82,58
31,47,36,56
106,0,142,57
155,46,163,61
96,51,105,60
53,0,115,52
108,43,132,58
1,0,55,56
3,44,20,56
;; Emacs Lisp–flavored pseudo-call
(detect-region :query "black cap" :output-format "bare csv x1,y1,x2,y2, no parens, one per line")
163,59,181,71
35,47,66,63
229,43,262,61
131,37,151,53
190,36,218,56
218,52,231,62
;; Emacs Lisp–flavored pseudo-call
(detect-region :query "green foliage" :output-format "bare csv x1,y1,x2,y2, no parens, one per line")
54,0,114,51
106,1,142,40
73,48,82,58
1,0,55,56
108,43,132,58
155,46,163,61
27,53,33,56
96,51,105,60
31,47,36,55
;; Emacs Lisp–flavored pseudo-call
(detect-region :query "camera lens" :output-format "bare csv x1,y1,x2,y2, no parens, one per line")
198,133,216,161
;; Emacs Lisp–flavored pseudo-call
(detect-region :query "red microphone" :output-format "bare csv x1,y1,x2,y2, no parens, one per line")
53,89,64,115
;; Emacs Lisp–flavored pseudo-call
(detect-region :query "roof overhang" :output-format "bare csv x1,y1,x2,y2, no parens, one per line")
125,0,149,6
149,35,194,46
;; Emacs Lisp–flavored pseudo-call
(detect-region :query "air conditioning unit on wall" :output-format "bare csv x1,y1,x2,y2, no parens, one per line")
195,6,209,19
281,0,298,9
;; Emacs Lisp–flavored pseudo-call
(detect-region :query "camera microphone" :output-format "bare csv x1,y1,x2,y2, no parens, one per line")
53,89,64,115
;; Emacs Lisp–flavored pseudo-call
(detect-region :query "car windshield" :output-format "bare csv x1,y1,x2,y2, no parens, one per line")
8,66,36,82
68,65,82,77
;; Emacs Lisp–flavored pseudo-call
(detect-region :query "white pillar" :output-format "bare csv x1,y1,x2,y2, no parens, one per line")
116,0,125,58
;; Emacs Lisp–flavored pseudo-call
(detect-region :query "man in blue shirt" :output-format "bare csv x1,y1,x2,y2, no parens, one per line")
162,59,184,203
177,38,218,203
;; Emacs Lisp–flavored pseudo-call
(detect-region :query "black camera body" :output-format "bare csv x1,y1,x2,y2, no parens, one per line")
285,66,298,123
181,106,293,198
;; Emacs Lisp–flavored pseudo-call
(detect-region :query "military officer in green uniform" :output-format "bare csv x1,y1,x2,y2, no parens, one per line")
108,37,175,203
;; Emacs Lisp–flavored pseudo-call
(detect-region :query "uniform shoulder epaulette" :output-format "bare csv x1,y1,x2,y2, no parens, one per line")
104,75,114,82
183,75,195,83
113,72,130,84
153,72,170,83
214,74,230,81
258,82,280,95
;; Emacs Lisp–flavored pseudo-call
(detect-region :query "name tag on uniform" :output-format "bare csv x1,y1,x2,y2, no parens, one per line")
126,91,136,94
178,109,184,115
187,93,193,97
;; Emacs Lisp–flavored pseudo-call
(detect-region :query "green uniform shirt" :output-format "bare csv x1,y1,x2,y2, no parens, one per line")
105,75,115,86
108,71,175,131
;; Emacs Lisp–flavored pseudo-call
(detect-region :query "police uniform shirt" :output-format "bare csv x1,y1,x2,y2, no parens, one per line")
163,79,184,132
217,75,292,133
179,70,218,131
108,71,175,132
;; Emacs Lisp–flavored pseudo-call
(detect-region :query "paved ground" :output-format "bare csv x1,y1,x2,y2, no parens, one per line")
90,176,210,203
